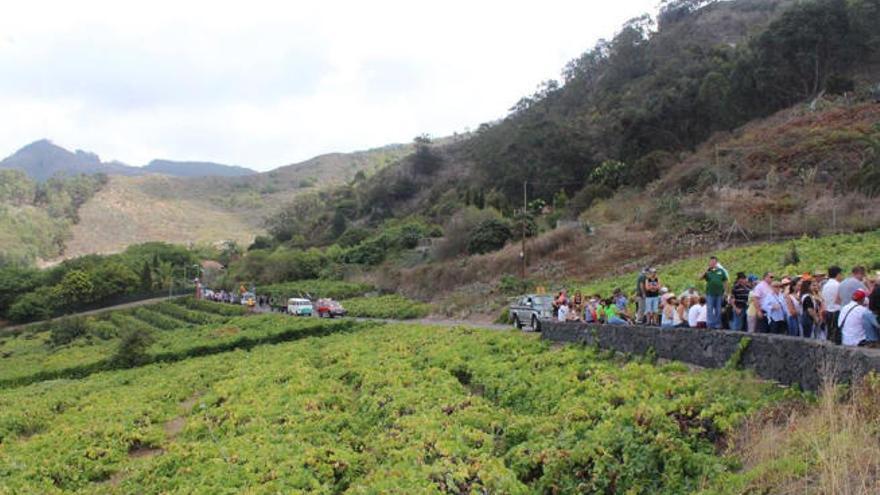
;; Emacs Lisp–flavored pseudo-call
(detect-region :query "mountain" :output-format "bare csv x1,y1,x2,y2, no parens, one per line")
0,140,138,181
143,159,256,177
0,140,256,181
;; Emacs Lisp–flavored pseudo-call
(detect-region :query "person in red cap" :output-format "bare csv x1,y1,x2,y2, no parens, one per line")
838,288,869,346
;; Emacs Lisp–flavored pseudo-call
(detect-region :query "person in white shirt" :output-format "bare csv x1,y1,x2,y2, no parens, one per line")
752,272,775,333
687,296,708,328
822,266,843,344
557,303,569,323
839,289,869,346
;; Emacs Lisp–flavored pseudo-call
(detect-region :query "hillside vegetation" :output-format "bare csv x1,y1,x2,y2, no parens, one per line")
193,0,877,322
0,171,107,265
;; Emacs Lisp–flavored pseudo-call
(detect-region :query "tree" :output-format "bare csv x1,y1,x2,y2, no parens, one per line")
90,262,139,301
155,261,175,290
139,261,154,292
750,0,852,103
55,270,95,308
412,134,443,175
330,209,347,239
467,219,513,255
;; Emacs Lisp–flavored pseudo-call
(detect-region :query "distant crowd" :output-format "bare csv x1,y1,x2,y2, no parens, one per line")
553,257,880,348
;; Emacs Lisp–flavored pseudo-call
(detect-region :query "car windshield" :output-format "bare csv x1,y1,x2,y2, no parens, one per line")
532,296,553,308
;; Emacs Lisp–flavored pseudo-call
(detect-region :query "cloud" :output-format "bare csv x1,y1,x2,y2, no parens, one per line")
0,0,657,170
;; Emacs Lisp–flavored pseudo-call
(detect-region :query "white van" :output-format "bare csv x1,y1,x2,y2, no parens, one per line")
287,298,314,316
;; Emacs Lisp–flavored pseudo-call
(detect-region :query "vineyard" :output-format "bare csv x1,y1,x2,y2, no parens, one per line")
0,299,367,388
0,310,794,493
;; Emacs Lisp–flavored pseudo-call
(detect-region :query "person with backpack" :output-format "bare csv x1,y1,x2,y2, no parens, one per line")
643,268,661,326
730,272,751,331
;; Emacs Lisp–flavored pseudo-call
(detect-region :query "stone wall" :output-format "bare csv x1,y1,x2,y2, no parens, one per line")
541,321,880,391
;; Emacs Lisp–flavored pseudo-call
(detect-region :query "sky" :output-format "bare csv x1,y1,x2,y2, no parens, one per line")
0,0,657,171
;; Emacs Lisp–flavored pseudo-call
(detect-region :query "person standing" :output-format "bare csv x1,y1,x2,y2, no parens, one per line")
762,282,788,334
557,302,570,323
863,286,880,345
839,289,869,346
635,268,648,324
752,272,774,333
730,272,751,331
644,268,661,326
822,266,844,344
800,280,820,339
839,266,869,306
701,256,729,329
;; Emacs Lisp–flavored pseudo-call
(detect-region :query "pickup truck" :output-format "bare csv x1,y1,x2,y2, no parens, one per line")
509,294,554,331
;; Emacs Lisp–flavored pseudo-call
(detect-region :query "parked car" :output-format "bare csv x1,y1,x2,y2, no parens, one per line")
315,298,346,318
287,298,314,316
509,294,554,331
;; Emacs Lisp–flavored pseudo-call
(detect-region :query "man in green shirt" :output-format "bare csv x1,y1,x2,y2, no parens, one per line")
701,256,728,329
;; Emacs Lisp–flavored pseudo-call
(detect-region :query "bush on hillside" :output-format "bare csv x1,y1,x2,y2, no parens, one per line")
49,317,89,347
111,328,155,368
467,219,513,255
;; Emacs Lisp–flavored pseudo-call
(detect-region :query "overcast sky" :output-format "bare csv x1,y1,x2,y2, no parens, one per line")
0,0,657,171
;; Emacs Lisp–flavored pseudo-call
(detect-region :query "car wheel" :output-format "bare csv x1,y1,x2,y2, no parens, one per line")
512,315,522,330
532,316,541,332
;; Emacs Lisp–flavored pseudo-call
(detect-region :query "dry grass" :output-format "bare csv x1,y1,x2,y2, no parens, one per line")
59,176,260,259
721,374,880,494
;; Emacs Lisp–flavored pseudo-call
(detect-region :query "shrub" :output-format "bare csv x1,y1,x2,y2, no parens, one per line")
111,328,155,368
499,275,532,295
782,243,801,267
49,317,89,347
467,219,513,255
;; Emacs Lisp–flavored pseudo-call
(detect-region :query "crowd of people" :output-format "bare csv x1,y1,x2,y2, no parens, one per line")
553,256,880,348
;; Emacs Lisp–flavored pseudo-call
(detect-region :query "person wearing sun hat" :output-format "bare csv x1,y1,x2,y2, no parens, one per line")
839,288,869,346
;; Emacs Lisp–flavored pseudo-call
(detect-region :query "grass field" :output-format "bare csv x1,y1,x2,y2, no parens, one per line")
575,230,880,297
0,314,794,494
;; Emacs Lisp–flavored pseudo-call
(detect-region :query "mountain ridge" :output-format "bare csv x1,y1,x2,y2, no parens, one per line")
0,139,258,180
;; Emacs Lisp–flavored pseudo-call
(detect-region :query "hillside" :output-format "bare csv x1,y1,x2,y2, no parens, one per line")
142,159,256,177
45,144,414,261
238,0,880,320
60,175,260,259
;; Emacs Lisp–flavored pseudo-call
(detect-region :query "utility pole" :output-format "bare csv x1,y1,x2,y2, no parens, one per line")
521,180,527,281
